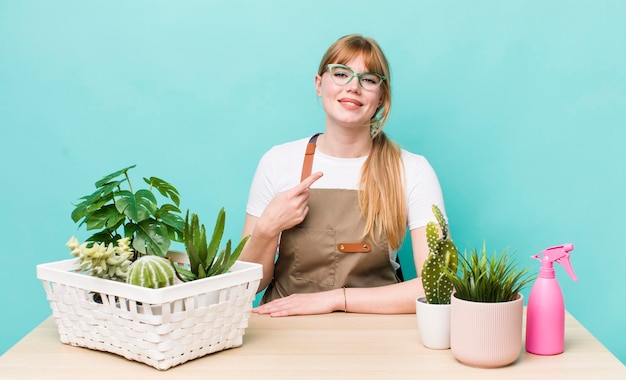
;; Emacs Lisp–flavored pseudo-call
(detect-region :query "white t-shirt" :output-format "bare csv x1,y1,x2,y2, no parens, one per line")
246,136,446,266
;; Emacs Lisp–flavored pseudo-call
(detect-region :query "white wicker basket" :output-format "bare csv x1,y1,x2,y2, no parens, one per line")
37,255,262,370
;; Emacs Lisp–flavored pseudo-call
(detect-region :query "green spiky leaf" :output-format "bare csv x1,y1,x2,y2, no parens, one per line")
184,211,202,272
205,208,225,272
172,262,197,282
179,208,249,281
443,243,535,303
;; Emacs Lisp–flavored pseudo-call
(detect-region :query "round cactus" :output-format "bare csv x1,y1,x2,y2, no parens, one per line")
126,256,176,288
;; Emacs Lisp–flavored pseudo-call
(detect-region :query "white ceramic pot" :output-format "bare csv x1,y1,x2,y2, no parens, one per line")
416,296,451,349
450,293,524,368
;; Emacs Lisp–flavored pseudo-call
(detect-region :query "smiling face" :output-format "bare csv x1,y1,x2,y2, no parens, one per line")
315,55,384,131
314,35,392,136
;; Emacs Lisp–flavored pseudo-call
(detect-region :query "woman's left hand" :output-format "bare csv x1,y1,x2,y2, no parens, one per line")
253,290,342,317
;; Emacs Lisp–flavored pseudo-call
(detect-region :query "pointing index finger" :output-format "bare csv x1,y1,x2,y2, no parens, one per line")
297,171,323,192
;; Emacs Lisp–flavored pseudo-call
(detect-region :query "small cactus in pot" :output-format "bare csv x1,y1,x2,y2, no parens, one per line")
421,205,459,304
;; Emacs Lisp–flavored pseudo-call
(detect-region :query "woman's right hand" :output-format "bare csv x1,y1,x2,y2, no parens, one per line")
255,172,323,236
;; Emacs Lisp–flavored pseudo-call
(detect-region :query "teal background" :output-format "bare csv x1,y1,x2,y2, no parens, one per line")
1,0,624,364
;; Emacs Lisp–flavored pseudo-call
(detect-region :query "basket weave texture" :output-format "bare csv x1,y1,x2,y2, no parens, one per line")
37,257,262,370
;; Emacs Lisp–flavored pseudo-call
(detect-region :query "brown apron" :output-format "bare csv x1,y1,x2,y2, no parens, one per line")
262,134,399,303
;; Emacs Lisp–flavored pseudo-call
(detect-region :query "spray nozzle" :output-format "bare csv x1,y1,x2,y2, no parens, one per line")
532,244,578,281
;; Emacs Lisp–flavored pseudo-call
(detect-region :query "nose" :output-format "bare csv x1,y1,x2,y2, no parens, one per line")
346,74,361,93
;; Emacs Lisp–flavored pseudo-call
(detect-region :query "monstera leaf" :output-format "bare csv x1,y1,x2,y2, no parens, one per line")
70,165,184,256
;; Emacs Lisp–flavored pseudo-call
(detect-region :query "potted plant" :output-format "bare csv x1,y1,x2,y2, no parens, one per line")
415,205,458,349
445,243,535,368
37,165,262,370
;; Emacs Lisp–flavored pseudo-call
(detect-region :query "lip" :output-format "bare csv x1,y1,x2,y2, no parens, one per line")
337,97,363,107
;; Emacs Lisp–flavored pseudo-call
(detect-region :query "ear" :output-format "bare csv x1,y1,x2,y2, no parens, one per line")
315,74,322,96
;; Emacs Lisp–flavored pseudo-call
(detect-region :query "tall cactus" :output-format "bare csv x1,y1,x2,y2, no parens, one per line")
421,205,459,304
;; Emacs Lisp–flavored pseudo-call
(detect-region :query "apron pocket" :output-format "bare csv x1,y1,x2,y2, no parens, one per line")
281,227,337,287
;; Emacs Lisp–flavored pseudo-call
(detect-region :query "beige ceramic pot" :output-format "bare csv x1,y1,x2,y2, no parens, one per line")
450,293,524,368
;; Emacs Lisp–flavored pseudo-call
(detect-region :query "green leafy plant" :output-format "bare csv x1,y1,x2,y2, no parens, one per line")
420,205,459,304
70,165,184,257
445,243,535,303
173,209,250,281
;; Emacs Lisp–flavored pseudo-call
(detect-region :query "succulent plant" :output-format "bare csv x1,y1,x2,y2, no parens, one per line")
70,165,184,258
127,255,176,289
421,205,459,304
67,236,134,281
173,208,250,281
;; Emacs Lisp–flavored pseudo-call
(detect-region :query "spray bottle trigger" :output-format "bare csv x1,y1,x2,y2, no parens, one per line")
556,255,578,282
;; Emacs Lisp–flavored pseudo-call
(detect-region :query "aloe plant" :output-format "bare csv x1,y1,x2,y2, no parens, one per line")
421,205,459,304
445,243,535,303
70,165,184,257
173,208,250,281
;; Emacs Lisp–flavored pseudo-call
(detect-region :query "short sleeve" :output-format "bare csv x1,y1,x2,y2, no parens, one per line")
403,151,446,230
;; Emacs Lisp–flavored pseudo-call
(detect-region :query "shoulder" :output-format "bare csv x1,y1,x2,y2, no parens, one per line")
402,149,440,193
247,136,315,216
400,148,445,229
400,149,435,173
253,136,316,192
255,137,311,177
263,137,311,159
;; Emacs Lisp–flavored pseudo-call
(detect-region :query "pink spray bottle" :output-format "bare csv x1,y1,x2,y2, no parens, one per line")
526,244,577,355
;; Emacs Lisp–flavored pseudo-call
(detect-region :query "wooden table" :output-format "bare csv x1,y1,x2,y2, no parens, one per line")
1,312,624,379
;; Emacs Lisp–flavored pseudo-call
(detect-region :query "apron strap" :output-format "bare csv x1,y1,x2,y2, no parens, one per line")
300,133,322,181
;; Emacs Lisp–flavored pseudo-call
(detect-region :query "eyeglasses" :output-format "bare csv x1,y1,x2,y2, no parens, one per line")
325,64,386,91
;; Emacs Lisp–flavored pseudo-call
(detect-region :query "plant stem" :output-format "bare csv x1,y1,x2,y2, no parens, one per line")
125,171,133,193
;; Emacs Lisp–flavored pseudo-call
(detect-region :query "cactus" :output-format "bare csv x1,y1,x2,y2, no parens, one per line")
421,205,459,304
67,236,134,282
126,255,176,288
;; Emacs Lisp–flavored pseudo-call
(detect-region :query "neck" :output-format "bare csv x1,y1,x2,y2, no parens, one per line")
317,130,372,158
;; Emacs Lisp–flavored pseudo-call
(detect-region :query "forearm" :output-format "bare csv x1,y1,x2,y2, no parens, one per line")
342,278,425,314
254,279,425,317
240,236,278,291
239,214,280,291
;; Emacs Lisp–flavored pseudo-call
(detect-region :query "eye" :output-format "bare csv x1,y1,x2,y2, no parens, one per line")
361,74,380,85
333,68,351,78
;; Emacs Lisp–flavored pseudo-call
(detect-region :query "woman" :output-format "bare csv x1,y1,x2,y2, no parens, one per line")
240,34,446,316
